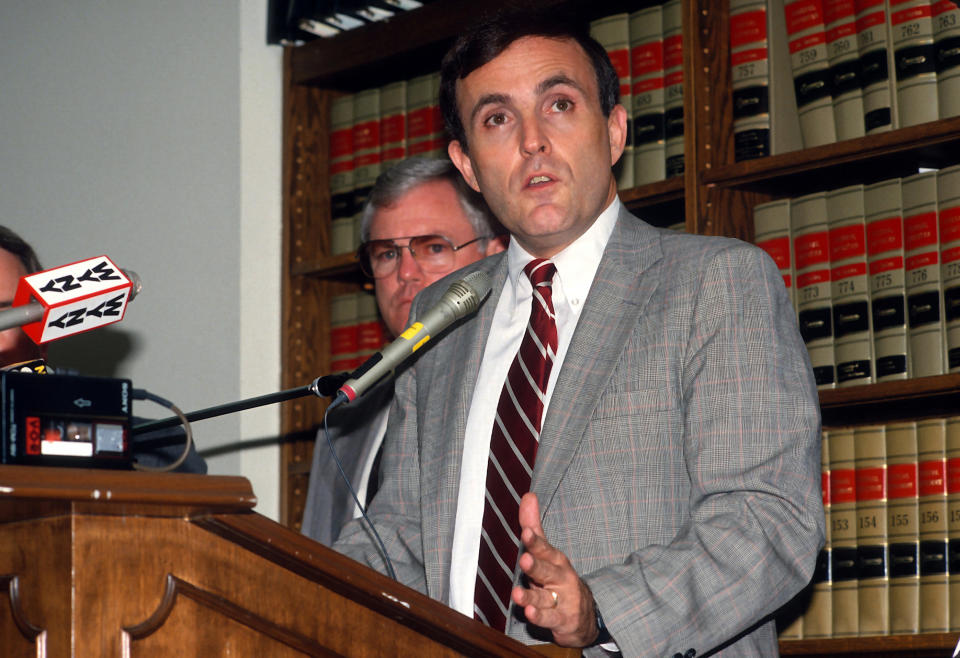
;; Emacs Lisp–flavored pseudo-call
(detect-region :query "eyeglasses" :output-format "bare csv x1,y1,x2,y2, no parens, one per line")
357,234,488,279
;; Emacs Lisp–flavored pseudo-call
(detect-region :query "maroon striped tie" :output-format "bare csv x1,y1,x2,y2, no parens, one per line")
474,258,557,631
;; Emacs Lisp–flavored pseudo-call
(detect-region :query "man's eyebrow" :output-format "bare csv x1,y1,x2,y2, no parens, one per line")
469,93,510,125
537,74,584,97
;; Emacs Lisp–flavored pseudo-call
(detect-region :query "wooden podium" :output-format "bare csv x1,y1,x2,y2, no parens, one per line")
0,465,576,657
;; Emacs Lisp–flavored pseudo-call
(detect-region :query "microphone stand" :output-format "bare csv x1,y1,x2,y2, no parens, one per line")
130,372,350,435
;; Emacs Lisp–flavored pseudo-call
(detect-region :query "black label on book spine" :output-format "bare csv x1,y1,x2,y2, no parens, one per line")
733,85,769,119
330,191,357,219
833,546,859,581
799,306,834,342
920,539,948,575
665,155,684,178
734,129,770,161
895,43,937,81
865,107,892,132
794,68,833,108
908,290,942,327
834,300,870,338
949,347,960,370
812,365,836,386
664,106,684,139
889,542,919,577
873,294,906,331
837,359,871,383
858,543,888,579
936,35,960,74
812,548,832,584
831,59,861,95
949,537,960,573
876,354,908,378
943,285,960,321
633,112,665,146
860,48,890,87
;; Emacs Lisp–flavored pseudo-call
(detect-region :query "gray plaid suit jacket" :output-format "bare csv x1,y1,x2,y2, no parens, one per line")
334,207,825,657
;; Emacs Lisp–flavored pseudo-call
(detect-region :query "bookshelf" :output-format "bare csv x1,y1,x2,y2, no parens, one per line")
279,0,960,654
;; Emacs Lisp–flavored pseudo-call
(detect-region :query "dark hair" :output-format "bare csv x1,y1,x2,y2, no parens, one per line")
0,226,42,274
439,8,620,153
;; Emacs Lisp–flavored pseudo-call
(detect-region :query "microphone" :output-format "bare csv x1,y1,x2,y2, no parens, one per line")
4,256,141,343
336,270,493,402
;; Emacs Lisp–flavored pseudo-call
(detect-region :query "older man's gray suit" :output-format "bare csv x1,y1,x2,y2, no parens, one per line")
334,207,825,657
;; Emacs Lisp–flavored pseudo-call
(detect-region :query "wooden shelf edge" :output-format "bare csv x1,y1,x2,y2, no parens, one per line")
292,252,360,278
780,632,959,656
703,117,960,191
819,373,960,427
620,177,685,207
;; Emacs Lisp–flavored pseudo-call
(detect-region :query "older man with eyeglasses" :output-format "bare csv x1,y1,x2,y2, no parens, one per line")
302,157,505,546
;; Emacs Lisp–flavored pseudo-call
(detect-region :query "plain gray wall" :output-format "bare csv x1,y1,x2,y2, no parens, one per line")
0,1,283,517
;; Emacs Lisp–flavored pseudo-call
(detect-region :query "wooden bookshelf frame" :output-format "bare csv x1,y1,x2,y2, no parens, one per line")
280,2,960,655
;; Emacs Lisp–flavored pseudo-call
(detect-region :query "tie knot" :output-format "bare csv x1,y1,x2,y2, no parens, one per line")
523,258,556,288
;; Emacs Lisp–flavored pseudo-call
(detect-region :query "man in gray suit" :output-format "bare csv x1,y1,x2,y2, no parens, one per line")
335,11,824,657
301,158,504,545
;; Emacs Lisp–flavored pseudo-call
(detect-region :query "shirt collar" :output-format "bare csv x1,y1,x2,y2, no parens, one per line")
505,196,621,305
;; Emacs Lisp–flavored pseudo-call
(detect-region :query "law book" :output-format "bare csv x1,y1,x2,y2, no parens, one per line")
754,198,796,309
828,185,874,386
630,6,667,184
662,0,685,178
865,178,909,381
824,0,867,139
886,421,920,634
730,0,803,161
855,424,889,635
918,417,950,632
793,191,837,388
903,171,946,377
855,0,899,132
330,216,355,255
785,0,839,147
329,94,357,250
803,429,833,638
933,0,960,118
938,164,960,372
379,80,407,173
946,416,960,631
330,292,360,373
890,0,940,126
356,290,386,362
353,87,382,220
406,72,445,158
591,13,634,190
829,427,859,636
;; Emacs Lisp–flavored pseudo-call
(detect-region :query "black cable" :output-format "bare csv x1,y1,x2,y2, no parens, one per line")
130,388,193,473
324,392,397,581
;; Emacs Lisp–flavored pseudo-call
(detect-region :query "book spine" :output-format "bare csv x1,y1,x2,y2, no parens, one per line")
380,80,407,173
754,198,796,309
785,0,839,146
731,0,775,161
855,425,889,635
890,0,940,126
406,72,445,159
804,430,834,637
329,293,360,373
662,0,685,178
830,427,859,636
353,88,382,224
866,178,909,380
591,13,634,190
933,0,960,118
329,94,356,252
887,421,920,634
855,0,899,131
946,416,960,631
630,6,667,184
918,418,950,632
903,171,945,377
824,0,867,139
828,185,874,385
793,191,837,388
938,164,960,372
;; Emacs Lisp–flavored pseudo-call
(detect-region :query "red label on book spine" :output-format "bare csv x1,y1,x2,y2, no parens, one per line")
732,48,769,66
797,269,831,287
869,255,904,275
832,467,857,503
830,224,867,261
787,0,827,34
940,206,960,243
790,32,829,53
905,211,939,250
906,251,939,270
867,216,904,254
947,456,960,493
608,48,630,79
919,459,947,496
758,236,791,269
796,231,831,268
731,10,768,45
832,262,868,280
381,114,405,144
856,466,887,500
891,5,933,25
888,462,919,499
856,9,886,31
824,0,857,23
634,77,666,94
823,469,832,505
664,35,683,68
632,42,664,75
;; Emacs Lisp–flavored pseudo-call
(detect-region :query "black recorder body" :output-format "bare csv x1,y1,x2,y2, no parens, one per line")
1,371,132,468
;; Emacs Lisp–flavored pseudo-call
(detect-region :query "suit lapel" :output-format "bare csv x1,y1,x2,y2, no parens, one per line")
533,209,664,514
419,256,508,599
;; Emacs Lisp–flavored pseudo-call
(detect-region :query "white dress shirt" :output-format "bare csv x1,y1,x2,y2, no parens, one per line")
448,197,621,616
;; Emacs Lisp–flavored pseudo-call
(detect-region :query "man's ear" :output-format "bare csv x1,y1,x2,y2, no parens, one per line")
485,234,509,256
607,103,628,166
448,140,481,193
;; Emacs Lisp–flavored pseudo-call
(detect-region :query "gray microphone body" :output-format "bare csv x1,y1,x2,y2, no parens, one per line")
338,270,492,402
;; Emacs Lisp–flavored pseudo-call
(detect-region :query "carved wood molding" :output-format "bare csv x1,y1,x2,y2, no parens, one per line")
0,574,47,654
122,573,341,657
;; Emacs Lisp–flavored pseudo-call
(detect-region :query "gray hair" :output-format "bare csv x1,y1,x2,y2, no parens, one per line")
0,226,42,274
359,158,501,243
